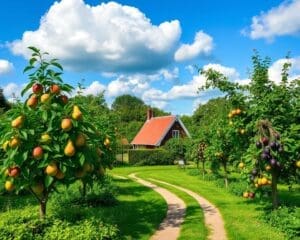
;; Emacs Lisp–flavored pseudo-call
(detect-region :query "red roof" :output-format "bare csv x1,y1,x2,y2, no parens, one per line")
131,116,177,146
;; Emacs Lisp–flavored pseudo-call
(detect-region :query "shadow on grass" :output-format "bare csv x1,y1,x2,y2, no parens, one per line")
0,193,37,212
52,179,167,240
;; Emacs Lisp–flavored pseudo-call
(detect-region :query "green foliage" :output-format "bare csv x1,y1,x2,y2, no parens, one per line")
128,149,173,165
260,206,300,240
163,138,187,161
0,211,120,240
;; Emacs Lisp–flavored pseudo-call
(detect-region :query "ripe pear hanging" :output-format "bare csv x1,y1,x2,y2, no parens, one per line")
64,139,76,157
72,105,82,120
11,116,25,128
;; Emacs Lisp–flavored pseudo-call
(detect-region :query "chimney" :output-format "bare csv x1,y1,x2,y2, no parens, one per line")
147,108,153,120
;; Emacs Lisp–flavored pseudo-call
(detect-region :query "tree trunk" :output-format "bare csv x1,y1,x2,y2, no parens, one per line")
223,161,228,188
39,200,47,219
80,180,87,197
202,161,205,179
271,171,279,209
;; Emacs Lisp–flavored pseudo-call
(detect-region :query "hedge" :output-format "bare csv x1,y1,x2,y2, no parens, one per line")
128,149,174,165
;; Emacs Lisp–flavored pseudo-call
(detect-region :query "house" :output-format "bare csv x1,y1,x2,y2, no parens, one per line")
131,109,190,149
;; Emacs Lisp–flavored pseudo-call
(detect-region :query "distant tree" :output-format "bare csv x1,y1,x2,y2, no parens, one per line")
0,88,10,112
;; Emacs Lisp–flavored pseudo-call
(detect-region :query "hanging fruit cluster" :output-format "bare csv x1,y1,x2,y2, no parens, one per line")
227,108,246,135
0,47,115,217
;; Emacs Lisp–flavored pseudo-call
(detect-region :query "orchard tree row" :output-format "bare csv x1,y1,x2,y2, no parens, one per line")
0,47,116,218
183,52,300,209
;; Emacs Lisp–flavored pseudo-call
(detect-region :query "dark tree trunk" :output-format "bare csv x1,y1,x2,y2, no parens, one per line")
223,161,228,188
80,180,87,197
271,171,279,209
39,200,47,219
202,160,205,179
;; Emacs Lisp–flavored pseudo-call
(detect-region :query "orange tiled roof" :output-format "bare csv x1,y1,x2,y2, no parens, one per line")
131,116,176,146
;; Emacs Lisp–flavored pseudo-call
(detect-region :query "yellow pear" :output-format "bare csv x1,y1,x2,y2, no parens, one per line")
104,137,110,147
83,163,94,172
5,181,14,192
72,105,82,120
9,137,20,148
40,93,51,103
40,133,51,143
11,116,25,128
75,169,86,178
45,162,58,176
55,170,65,180
75,133,86,147
64,140,75,157
61,118,72,131
31,182,44,195
2,140,9,151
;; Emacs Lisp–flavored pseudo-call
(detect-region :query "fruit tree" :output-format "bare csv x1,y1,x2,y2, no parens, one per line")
0,47,115,218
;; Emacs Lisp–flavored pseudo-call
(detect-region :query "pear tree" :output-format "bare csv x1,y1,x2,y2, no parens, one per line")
0,47,115,218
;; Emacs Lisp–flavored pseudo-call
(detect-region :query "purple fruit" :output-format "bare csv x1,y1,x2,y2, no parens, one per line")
252,168,258,176
270,158,277,166
275,142,280,150
256,141,262,148
264,147,270,154
270,142,277,150
278,146,284,153
261,152,270,160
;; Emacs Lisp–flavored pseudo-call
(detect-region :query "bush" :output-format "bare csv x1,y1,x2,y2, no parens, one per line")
260,206,300,240
128,149,173,165
0,209,120,240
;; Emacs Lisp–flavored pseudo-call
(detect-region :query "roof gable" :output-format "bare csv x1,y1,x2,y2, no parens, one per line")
131,115,190,146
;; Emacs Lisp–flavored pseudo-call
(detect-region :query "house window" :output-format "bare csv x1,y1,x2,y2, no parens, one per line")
172,130,180,138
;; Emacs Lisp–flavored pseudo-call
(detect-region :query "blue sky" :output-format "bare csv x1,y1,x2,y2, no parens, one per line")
0,0,299,115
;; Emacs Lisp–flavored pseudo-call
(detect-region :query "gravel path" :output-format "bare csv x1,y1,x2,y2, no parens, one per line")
149,178,227,240
129,173,186,240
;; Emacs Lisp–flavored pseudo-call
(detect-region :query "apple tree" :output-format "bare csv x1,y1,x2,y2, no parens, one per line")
0,47,115,218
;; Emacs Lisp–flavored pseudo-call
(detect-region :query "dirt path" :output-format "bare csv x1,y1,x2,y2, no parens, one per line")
129,173,186,240
149,178,227,240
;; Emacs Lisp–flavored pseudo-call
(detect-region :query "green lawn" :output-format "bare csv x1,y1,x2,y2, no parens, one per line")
112,165,295,240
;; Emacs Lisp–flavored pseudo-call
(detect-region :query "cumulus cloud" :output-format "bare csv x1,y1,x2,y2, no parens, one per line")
10,0,181,73
0,60,13,75
174,31,213,61
2,83,24,102
268,57,300,83
246,0,300,40
81,81,106,95
142,63,239,102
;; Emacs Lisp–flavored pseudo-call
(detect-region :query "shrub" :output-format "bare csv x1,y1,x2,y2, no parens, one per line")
260,206,300,239
0,210,120,240
128,149,173,165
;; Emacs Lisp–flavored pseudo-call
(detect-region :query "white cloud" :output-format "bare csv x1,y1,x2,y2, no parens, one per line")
246,0,300,40
203,63,239,79
0,60,13,75
174,31,213,61
185,65,196,74
2,83,23,102
107,74,150,97
81,81,106,95
10,0,181,73
268,57,300,83
159,67,179,80
143,63,239,102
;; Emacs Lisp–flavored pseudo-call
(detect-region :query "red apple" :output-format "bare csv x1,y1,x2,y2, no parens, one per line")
33,146,43,160
60,95,68,104
50,84,60,94
8,166,20,178
32,83,43,94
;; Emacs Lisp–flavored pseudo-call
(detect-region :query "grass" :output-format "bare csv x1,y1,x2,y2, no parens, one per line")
0,176,167,240
112,165,296,240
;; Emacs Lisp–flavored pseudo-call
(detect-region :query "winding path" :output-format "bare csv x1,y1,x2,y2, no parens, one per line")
149,178,227,240
129,173,186,240
127,173,227,240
